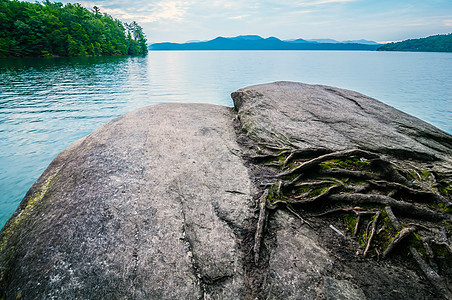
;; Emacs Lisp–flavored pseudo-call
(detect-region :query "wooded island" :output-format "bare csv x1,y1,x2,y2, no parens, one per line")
378,33,452,52
0,0,148,58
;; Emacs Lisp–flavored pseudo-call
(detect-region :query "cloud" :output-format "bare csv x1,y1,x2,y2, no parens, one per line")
289,10,313,15
312,0,356,4
148,1,193,22
444,19,452,27
228,15,251,20
271,0,356,7
78,0,193,24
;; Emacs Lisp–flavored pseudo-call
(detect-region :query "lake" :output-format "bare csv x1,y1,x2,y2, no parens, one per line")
0,51,451,227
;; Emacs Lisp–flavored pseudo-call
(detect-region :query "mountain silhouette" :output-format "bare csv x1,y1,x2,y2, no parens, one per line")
149,35,381,51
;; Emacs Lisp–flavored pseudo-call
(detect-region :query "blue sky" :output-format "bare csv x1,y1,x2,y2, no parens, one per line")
59,0,451,43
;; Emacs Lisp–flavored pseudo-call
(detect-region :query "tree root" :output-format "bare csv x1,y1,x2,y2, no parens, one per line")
364,211,380,257
383,207,452,298
383,227,416,258
410,246,452,299
286,204,313,229
434,241,452,256
329,193,450,221
254,189,269,264
369,158,409,185
354,215,361,237
267,184,340,209
320,168,377,180
309,207,378,218
385,206,401,230
276,148,379,178
370,180,452,207
250,145,452,294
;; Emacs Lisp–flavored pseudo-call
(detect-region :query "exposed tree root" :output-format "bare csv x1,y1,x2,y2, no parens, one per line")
383,227,417,258
410,246,452,299
370,180,452,207
286,204,313,228
249,145,452,297
364,211,380,257
385,206,401,230
254,189,268,264
329,193,450,221
319,168,377,180
276,148,379,178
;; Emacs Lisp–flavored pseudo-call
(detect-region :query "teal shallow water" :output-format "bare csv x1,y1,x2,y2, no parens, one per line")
1,51,451,227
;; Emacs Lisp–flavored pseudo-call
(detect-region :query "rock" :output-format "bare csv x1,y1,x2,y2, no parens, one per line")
232,81,452,168
0,103,253,299
1,82,451,299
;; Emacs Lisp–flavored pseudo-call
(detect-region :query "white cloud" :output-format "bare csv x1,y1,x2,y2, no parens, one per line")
444,19,452,27
271,0,356,7
149,1,193,22
228,15,251,20
306,0,356,4
289,10,313,15
78,0,193,24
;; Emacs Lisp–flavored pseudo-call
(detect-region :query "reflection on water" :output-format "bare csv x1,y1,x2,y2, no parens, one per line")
0,51,451,227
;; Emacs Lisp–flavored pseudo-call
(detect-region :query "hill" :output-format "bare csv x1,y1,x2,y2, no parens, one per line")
0,0,147,57
377,34,452,52
149,35,381,51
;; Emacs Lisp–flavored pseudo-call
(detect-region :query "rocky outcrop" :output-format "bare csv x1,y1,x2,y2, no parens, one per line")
1,82,451,299
0,104,254,299
232,81,452,167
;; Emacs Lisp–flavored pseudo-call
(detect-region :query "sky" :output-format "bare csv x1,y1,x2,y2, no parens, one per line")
56,0,452,44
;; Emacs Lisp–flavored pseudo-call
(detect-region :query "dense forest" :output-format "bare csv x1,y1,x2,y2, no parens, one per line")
377,33,452,52
0,0,148,57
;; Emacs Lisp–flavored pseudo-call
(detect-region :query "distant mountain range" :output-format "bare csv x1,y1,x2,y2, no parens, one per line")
377,33,452,52
149,35,382,51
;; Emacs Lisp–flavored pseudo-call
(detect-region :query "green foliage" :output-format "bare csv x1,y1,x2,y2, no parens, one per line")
0,0,148,57
377,33,452,53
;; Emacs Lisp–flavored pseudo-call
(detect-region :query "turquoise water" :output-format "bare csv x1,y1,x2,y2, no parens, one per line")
1,51,451,227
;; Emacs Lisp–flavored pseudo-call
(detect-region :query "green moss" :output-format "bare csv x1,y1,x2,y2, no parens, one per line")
0,170,60,252
296,186,311,195
374,210,396,250
359,232,367,246
267,184,289,204
264,154,291,169
348,179,368,185
410,233,427,256
431,244,450,257
444,221,452,236
291,183,333,199
438,202,452,213
309,184,330,197
404,169,432,183
381,210,395,232
438,185,452,195
344,214,357,234
419,169,431,180
320,158,371,170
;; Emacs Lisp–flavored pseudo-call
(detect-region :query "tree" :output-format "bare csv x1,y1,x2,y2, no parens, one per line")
126,21,148,55
92,6,100,16
0,0,148,57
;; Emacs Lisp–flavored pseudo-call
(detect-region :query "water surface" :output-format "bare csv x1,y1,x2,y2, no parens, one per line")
1,51,451,227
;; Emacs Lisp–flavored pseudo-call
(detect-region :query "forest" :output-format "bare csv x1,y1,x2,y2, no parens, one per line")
377,33,452,52
0,0,148,57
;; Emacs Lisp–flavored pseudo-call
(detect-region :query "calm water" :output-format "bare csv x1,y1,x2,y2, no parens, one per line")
1,51,451,227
